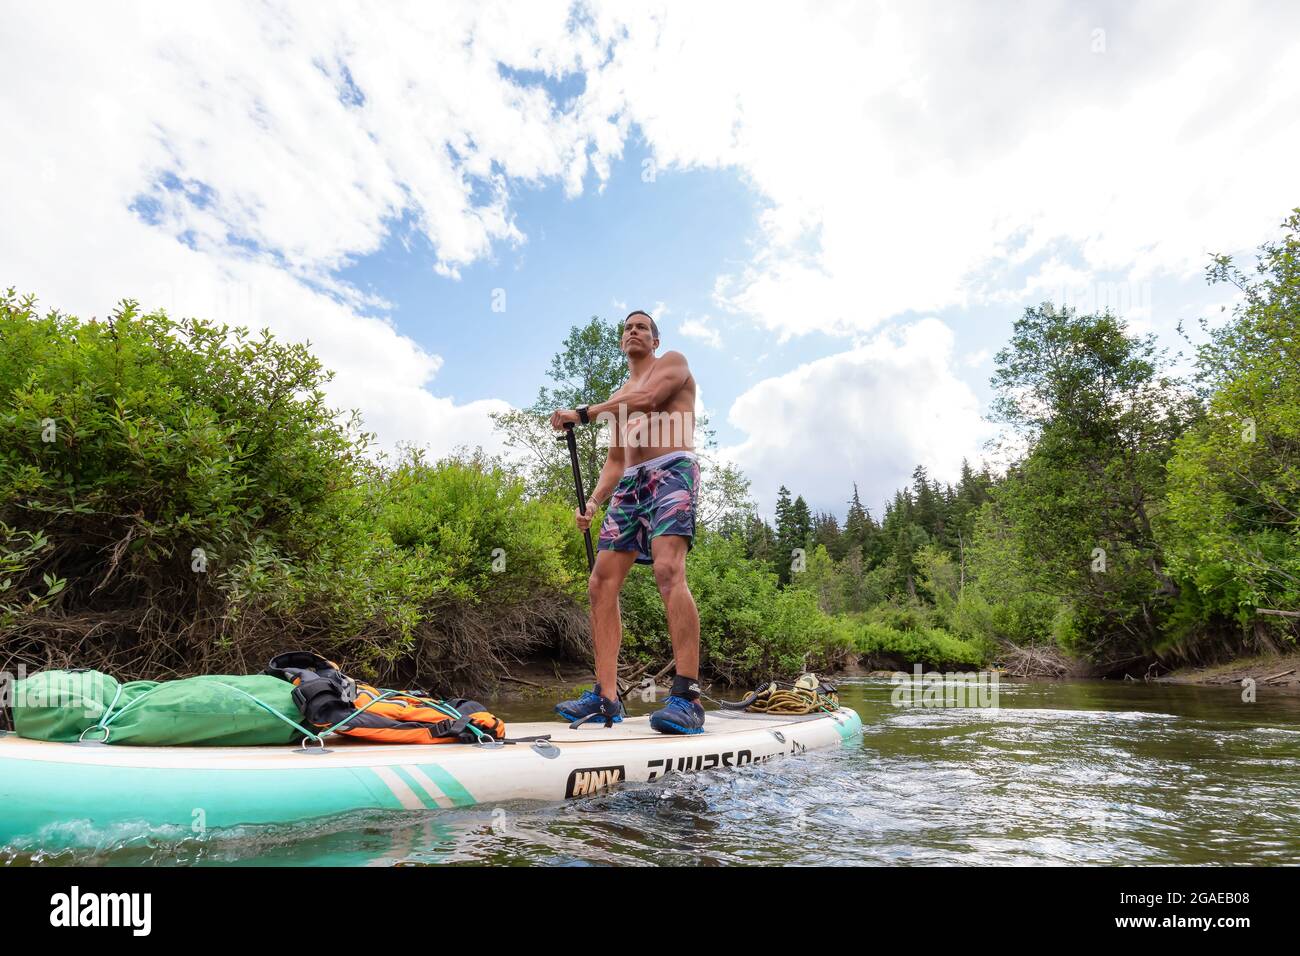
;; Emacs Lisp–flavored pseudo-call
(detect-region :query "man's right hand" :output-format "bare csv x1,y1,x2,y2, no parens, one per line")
575,500,597,531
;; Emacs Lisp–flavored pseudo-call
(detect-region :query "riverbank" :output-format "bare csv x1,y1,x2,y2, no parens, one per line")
1154,651,1300,688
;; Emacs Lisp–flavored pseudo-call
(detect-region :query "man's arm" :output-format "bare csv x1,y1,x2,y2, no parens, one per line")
585,441,626,511
575,442,625,530
588,351,690,419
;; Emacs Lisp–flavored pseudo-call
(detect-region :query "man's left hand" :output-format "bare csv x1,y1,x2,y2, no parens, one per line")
550,408,580,430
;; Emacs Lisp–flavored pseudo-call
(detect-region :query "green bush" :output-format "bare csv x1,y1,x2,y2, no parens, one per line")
0,291,366,618
851,619,988,668
620,531,854,684
376,450,582,605
0,292,588,689
863,603,929,634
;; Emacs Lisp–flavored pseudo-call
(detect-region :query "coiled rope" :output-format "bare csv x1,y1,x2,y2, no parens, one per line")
710,673,839,715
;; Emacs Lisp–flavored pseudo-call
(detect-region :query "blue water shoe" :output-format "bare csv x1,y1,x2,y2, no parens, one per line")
555,685,624,728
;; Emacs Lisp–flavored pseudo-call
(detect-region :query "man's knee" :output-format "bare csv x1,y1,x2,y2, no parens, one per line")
653,560,686,596
588,567,621,604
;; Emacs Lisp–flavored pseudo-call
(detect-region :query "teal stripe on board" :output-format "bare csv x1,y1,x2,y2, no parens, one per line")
415,762,477,807
390,765,441,809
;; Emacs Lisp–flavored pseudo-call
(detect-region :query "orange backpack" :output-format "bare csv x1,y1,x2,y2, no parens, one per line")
266,652,505,745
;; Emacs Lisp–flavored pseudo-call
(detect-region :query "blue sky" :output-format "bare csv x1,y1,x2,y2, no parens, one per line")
336,138,769,416
3,1,1296,520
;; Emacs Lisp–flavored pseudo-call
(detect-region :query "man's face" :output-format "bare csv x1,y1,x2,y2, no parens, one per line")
623,315,657,356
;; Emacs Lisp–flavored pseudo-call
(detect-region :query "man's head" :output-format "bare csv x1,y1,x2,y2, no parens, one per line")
623,310,659,357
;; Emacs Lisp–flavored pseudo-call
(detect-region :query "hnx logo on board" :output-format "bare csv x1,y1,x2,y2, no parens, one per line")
566,765,625,798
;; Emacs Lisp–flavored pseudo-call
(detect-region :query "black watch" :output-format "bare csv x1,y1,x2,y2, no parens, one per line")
577,405,590,424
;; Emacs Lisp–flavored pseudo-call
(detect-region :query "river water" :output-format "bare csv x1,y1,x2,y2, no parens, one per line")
8,678,1300,866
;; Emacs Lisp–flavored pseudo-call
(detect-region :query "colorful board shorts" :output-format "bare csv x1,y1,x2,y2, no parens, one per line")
598,451,700,565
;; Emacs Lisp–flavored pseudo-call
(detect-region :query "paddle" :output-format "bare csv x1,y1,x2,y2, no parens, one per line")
559,422,595,571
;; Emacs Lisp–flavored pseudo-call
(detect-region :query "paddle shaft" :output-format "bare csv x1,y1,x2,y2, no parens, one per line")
562,422,596,571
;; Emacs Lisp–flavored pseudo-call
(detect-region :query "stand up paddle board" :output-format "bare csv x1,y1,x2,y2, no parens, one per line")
0,707,861,848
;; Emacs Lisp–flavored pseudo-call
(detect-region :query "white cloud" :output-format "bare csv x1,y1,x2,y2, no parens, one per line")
720,318,994,517
577,1,1300,339
4,0,1298,468
1001,258,1096,306
0,0,608,459
678,315,723,349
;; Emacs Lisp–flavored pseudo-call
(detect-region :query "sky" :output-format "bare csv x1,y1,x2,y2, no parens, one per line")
3,0,1298,521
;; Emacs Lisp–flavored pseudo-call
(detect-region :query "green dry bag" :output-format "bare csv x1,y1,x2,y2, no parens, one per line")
11,669,129,742
13,671,303,746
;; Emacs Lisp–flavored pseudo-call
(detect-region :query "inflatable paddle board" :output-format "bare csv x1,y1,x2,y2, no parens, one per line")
0,707,861,848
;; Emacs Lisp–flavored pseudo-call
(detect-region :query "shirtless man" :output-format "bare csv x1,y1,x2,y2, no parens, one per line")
548,310,706,734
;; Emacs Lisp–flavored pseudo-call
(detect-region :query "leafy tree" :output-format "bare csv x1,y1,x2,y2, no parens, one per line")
915,543,960,613
990,302,1198,660
789,543,840,613
697,456,756,535
955,500,1071,650
492,316,627,501
1161,211,1300,652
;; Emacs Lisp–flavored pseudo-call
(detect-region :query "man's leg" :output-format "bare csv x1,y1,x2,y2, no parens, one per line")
589,547,639,699
649,534,700,682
